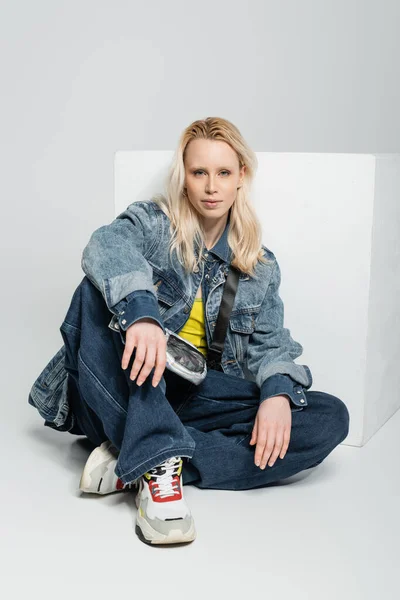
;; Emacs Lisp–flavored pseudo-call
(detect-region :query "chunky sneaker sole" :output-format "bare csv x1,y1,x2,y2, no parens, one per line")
79,440,136,495
135,456,196,545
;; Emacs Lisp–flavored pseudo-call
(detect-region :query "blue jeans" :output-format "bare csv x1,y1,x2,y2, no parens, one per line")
62,277,350,490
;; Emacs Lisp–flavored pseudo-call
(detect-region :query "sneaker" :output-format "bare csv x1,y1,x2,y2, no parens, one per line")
79,440,137,495
135,456,196,545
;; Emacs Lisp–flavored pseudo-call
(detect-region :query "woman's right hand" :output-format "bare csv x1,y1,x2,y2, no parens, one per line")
121,318,167,388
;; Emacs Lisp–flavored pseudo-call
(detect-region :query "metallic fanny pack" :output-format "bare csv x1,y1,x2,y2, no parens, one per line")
165,328,207,385
164,265,240,385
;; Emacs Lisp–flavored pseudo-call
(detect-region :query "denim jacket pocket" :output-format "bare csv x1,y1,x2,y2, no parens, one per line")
229,313,256,363
152,269,182,316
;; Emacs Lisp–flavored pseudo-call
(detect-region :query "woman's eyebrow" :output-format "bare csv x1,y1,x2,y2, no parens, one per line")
190,165,233,170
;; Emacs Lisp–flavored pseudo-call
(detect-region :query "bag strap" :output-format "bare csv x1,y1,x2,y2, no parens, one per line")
206,265,240,371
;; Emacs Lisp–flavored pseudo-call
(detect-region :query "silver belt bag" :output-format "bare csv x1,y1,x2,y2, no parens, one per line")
164,265,240,385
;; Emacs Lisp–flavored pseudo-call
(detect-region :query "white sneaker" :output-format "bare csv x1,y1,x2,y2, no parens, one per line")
79,441,137,495
135,456,196,545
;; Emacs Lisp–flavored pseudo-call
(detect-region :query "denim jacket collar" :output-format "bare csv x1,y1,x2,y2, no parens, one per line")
195,209,232,265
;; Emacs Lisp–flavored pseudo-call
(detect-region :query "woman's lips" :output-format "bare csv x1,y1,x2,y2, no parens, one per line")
202,200,221,208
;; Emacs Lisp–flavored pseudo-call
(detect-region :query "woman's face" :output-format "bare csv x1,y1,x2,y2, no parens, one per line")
184,139,245,224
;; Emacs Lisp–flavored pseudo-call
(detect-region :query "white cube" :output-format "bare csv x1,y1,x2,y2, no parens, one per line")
115,151,400,447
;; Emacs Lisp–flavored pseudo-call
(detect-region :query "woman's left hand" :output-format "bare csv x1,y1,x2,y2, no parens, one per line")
249,395,292,469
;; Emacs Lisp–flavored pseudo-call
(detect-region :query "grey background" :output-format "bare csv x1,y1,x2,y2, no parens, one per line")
1,0,398,425
2,1,400,596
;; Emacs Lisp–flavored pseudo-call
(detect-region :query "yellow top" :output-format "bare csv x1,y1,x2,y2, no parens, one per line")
177,298,208,357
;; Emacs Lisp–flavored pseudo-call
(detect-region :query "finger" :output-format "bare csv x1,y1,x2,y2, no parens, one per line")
249,416,258,445
267,429,284,467
136,345,157,386
129,342,147,381
280,428,291,459
254,423,267,467
260,425,277,469
152,341,167,387
121,340,136,370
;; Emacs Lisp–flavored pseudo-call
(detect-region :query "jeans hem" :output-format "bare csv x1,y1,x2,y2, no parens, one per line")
115,447,196,484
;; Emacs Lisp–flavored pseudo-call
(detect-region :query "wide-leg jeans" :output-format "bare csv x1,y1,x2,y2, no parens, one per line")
61,277,350,490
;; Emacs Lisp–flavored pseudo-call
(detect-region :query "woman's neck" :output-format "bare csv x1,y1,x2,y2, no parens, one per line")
202,215,228,251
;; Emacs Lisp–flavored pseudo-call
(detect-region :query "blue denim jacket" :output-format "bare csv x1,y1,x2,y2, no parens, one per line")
28,200,313,431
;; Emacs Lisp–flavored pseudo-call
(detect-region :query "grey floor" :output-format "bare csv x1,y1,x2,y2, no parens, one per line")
4,395,399,599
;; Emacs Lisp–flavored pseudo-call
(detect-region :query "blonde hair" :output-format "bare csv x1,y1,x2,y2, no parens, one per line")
151,116,272,278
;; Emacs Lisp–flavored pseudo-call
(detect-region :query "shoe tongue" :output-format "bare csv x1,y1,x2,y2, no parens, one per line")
148,458,180,478
150,465,167,477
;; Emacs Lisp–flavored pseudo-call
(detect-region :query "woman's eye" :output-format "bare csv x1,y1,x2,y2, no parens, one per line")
193,170,230,176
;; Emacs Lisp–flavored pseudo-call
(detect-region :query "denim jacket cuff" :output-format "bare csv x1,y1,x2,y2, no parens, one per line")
260,373,308,410
113,290,166,335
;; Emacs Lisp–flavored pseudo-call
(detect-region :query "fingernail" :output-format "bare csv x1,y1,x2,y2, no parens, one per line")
269,462,275,467
255,461,260,466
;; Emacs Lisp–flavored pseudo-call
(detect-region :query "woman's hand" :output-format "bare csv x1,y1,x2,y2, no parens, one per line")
249,395,292,469
121,318,167,388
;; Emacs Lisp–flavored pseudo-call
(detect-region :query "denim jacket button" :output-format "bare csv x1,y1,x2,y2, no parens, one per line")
183,307,189,313
121,319,127,325
300,399,305,403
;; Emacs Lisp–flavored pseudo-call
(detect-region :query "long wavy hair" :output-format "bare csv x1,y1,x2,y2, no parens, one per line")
151,116,271,278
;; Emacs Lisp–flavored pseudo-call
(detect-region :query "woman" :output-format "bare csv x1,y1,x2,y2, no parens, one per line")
29,116,350,546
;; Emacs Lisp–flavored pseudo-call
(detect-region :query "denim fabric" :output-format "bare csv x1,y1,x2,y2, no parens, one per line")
81,201,313,402
29,201,318,430
50,277,349,490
